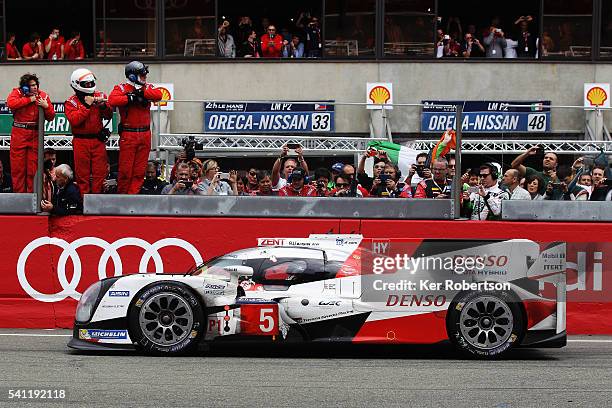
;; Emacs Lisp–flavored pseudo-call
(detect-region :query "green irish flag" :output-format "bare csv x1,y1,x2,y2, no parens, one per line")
367,140,420,178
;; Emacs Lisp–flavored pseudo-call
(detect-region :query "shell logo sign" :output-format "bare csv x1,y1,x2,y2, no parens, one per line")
150,83,174,111
366,82,393,110
584,83,610,109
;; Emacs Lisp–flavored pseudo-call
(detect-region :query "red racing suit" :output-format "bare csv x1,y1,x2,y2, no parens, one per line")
108,82,162,194
65,91,113,196
6,88,55,193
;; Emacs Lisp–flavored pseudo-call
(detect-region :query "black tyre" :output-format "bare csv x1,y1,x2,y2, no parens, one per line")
128,282,205,356
446,291,524,359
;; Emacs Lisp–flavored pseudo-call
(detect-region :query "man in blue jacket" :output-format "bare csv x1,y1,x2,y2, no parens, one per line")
41,164,82,215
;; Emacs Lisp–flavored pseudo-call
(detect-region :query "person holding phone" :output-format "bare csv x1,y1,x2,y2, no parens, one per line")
6,73,55,193
272,144,309,191
161,163,198,195
64,31,85,60
44,27,64,60
22,33,43,60
511,146,558,194
260,25,283,58
197,159,237,196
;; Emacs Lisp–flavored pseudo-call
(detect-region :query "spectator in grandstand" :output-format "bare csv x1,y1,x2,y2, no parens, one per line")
7,73,55,193
371,164,410,198
312,167,332,197
191,17,207,39
461,168,480,189
190,158,203,184
515,15,537,58
236,16,254,45
22,33,43,60
523,174,545,200
357,148,387,191
330,174,363,198
44,27,64,60
405,152,431,194
0,160,13,193
502,169,530,200
261,25,283,58
590,166,611,201
161,162,199,195
140,161,168,195
330,162,344,190
415,158,451,199
466,163,509,220
251,170,277,196
447,156,457,181
109,61,163,194
64,31,85,60
511,146,558,194
278,167,317,197
239,30,262,58
575,173,593,200
342,164,370,197
461,32,485,58
217,20,236,58
245,167,259,193
484,25,507,58
302,15,322,58
197,159,237,196
541,30,555,57
282,35,305,58
44,147,58,169
438,33,460,57
435,29,445,58
236,176,249,196
272,144,309,191
5,33,22,60
40,164,82,215
65,68,112,197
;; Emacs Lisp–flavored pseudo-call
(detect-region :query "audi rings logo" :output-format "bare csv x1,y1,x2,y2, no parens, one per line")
17,237,203,303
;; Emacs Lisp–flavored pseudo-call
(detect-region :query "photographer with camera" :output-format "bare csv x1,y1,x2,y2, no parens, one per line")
404,152,431,195
261,25,283,58
64,31,85,60
272,144,309,191
197,159,237,196
65,68,112,196
311,167,332,197
330,174,363,198
511,146,558,194
109,61,163,194
161,163,198,195
484,24,507,58
461,32,485,58
357,148,390,191
6,73,55,192
371,164,409,198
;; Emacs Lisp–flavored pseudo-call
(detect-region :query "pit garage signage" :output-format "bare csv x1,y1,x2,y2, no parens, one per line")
203,101,335,133
421,100,551,133
0,102,118,135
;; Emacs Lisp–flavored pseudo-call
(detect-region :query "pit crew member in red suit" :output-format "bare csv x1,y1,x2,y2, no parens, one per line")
6,73,55,192
65,68,113,196
108,61,163,194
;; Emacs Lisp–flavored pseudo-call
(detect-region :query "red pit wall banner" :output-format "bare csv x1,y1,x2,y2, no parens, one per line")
0,216,610,334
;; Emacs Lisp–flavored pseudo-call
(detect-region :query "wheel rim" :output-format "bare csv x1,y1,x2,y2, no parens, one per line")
459,296,513,350
138,293,194,347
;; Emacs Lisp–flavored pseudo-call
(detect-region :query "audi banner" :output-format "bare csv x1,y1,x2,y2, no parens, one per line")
0,215,611,333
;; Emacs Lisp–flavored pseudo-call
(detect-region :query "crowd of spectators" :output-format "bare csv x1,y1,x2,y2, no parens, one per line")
5,28,85,61
1,143,610,218
436,15,539,59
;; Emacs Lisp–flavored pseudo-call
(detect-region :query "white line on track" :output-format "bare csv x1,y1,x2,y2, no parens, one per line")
568,339,612,343
0,333,71,337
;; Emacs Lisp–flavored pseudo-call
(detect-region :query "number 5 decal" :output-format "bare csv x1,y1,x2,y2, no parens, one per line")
259,308,275,333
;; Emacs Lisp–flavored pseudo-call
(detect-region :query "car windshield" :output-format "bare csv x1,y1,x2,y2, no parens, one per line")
190,256,246,280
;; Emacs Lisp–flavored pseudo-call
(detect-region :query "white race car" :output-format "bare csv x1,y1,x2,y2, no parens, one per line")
68,235,566,358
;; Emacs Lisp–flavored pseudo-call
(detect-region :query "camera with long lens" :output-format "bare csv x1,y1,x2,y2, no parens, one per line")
180,136,203,162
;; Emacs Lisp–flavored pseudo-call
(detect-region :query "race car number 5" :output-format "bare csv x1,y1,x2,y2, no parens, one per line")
259,308,275,333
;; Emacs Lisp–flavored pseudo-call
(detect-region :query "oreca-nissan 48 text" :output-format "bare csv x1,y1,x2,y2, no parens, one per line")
68,234,566,358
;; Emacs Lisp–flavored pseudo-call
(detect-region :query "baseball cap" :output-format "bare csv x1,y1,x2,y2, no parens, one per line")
331,162,344,173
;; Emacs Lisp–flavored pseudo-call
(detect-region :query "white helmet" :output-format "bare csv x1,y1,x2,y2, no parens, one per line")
70,68,96,94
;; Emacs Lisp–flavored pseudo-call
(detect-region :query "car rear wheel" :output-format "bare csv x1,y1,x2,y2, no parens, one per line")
128,282,205,356
447,291,524,359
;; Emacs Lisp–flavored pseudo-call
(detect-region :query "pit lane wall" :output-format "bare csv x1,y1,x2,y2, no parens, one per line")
0,215,610,334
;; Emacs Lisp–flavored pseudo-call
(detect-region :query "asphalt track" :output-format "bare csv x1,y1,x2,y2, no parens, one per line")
0,330,611,408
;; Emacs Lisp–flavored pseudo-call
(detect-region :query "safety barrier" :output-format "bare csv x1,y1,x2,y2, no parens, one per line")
503,201,612,222
0,215,610,334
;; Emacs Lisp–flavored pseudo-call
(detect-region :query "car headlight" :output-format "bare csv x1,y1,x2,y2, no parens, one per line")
75,281,102,323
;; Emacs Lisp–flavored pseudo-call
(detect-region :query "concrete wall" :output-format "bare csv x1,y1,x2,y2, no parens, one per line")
1,61,610,134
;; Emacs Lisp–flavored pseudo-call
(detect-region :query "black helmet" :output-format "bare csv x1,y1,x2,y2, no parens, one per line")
125,61,149,85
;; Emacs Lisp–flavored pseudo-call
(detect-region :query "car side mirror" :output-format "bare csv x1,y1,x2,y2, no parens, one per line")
223,265,254,285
